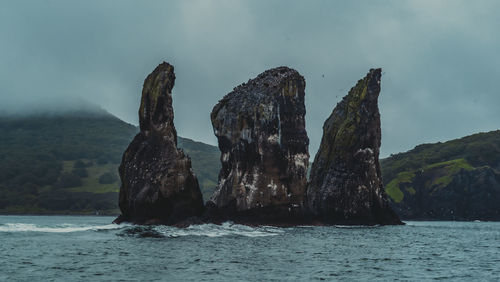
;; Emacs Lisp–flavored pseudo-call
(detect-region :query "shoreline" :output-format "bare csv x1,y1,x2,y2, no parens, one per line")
1,214,498,223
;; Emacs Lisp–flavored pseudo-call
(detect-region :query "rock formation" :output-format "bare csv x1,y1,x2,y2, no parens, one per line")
208,67,309,222
115,62,204,224
307,68,402,225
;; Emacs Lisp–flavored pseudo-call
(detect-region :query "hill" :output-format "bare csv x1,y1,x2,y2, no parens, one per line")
0,111,220,215
2,110,499,220
381,131,500,220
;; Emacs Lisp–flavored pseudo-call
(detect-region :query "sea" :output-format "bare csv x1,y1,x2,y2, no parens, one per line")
0,216,499,281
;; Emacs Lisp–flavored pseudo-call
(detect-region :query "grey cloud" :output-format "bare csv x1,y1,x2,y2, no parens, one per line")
1,0,499,157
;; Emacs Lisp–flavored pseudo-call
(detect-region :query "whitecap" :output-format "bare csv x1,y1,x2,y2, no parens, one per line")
155,222,285,238
0,223,124,233
334,224,380,228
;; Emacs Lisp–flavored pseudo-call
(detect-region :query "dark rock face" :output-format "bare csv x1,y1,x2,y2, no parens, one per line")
389,166,500,220
307,69,402,225
116,62,204,224
208,67,309,220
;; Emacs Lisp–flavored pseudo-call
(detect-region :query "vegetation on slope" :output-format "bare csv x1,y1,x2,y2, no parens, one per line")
381,131,500,220
0,111,220,215
381,130,500,182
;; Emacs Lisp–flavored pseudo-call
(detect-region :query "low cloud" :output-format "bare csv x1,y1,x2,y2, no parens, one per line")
1,0,499,157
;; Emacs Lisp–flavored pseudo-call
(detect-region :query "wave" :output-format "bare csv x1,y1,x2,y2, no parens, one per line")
119,222,285,238
333,224,381,229
0,223,124,233
0,221,285,237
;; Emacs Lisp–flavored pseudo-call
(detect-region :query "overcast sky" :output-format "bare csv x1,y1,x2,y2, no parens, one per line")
1,0,499,157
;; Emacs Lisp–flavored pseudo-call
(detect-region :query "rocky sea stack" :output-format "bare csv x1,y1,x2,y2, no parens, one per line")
307,68,402,225
115,62,204,225
207,67,310,224
114,63,402,226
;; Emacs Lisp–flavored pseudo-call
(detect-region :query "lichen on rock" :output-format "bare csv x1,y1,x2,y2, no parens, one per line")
116,62,204,225
208,67,310,221
307,68,402,225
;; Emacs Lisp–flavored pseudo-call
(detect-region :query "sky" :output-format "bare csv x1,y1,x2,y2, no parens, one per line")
1,0,499,157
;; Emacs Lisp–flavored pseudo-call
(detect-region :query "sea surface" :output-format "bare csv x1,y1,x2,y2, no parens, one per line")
0,216,499,281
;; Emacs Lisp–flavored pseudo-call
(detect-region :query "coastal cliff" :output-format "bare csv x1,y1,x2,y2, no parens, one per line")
307,69,402,225
115,62,204,224
382,130,500,220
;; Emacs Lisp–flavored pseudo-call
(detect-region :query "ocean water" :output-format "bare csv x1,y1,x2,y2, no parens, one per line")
0,216,499,281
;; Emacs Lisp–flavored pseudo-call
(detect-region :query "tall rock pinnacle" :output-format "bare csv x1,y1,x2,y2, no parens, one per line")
307,68,402,225
116,62,204,224
208,67,309,221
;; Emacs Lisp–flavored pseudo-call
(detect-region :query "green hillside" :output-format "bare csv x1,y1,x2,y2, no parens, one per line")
381,131,500,220
177,137,220,201
0,111,220,215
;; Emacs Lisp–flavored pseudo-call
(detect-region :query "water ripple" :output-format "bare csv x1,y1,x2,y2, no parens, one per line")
0,216,499,281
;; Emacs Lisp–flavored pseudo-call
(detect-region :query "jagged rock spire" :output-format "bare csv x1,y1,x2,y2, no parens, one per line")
307,68,402,225
116,62,204,225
